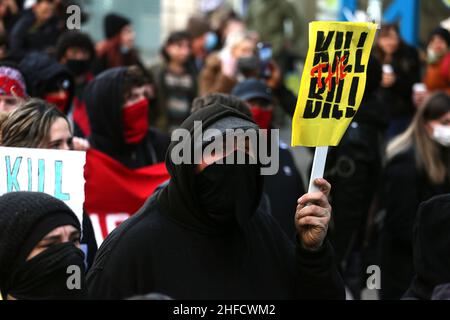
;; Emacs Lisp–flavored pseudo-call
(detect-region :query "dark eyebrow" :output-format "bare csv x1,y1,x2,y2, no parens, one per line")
48,139,63,146
70,230,81,240
40,235,63,243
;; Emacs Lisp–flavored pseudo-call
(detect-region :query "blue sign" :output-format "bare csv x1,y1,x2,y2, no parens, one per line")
339,0,420,46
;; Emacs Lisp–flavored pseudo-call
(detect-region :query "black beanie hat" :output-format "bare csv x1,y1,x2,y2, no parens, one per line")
104,13,131,39
429,27,450,47
0,192,80,294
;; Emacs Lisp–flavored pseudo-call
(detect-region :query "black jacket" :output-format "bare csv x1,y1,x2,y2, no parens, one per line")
9,9,61,62
380,147,450,299
403,195,450,300
84,67,169,169
87,104,345,300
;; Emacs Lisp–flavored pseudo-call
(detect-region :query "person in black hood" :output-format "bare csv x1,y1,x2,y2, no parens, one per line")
0,192,87,300
84,65,169,169
19,51,74,115
87,103,345,300
403,195,450,300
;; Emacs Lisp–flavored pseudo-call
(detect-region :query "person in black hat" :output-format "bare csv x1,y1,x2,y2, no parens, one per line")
0,192,87,300
19,51,74,115
87,102,344,300
104,13,131,40
0,99,97,269
231,79,305,239
423,27,450,95
93,12,146,76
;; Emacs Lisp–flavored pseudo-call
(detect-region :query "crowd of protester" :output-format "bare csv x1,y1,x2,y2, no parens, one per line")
0,0,449,300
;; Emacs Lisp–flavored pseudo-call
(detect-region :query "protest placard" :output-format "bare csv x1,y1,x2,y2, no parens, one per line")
291,22,377,191
0,147,86,223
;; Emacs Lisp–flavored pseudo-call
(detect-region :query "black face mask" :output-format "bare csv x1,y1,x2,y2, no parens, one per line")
7,243,87,300
196,150,261,228
66,59,91,77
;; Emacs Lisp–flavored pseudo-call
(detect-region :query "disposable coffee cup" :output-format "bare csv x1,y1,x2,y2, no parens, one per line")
413,83,427,94
382,64,394,74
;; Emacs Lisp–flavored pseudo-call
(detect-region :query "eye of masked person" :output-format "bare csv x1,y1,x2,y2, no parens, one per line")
124,85,152,107
197,134,258,173
28,225,81,261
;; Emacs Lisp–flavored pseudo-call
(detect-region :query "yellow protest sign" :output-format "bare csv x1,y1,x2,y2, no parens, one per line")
292,21,377,147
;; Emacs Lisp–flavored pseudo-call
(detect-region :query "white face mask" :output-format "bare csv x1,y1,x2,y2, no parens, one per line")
432,124,450,147
427,48,444,64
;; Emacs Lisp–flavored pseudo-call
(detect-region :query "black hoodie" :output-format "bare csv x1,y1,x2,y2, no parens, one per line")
87,104,345,300
19,52,75,113
403,195,450,300
84,67,169,169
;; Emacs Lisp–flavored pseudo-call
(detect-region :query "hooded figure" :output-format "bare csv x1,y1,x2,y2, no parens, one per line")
403,195,450,300
0,192,87,300
87,103,344,300
83,67,170,242
19,52,74,114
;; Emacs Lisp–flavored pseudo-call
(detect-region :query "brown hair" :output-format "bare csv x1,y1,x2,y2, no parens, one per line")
374,23,404,63
387,92,450,184
122,65,150,100
0,98,69,148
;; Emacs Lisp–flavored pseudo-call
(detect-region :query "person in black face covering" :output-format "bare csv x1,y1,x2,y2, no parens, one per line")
0,192,87,300
87,103,344,300
56,31,96,138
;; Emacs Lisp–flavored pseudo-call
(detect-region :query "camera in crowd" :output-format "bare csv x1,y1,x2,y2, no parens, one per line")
237,42,273,80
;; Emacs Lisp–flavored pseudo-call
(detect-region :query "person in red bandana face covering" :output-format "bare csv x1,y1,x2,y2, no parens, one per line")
122,90,150,144
231,78,274,130
84,66,170,244
42,77,72,114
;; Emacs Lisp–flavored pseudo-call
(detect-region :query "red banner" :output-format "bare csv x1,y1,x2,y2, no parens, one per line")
84,148,170,242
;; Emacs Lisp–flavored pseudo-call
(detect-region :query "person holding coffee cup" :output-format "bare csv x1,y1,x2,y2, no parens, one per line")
374,24,421,139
